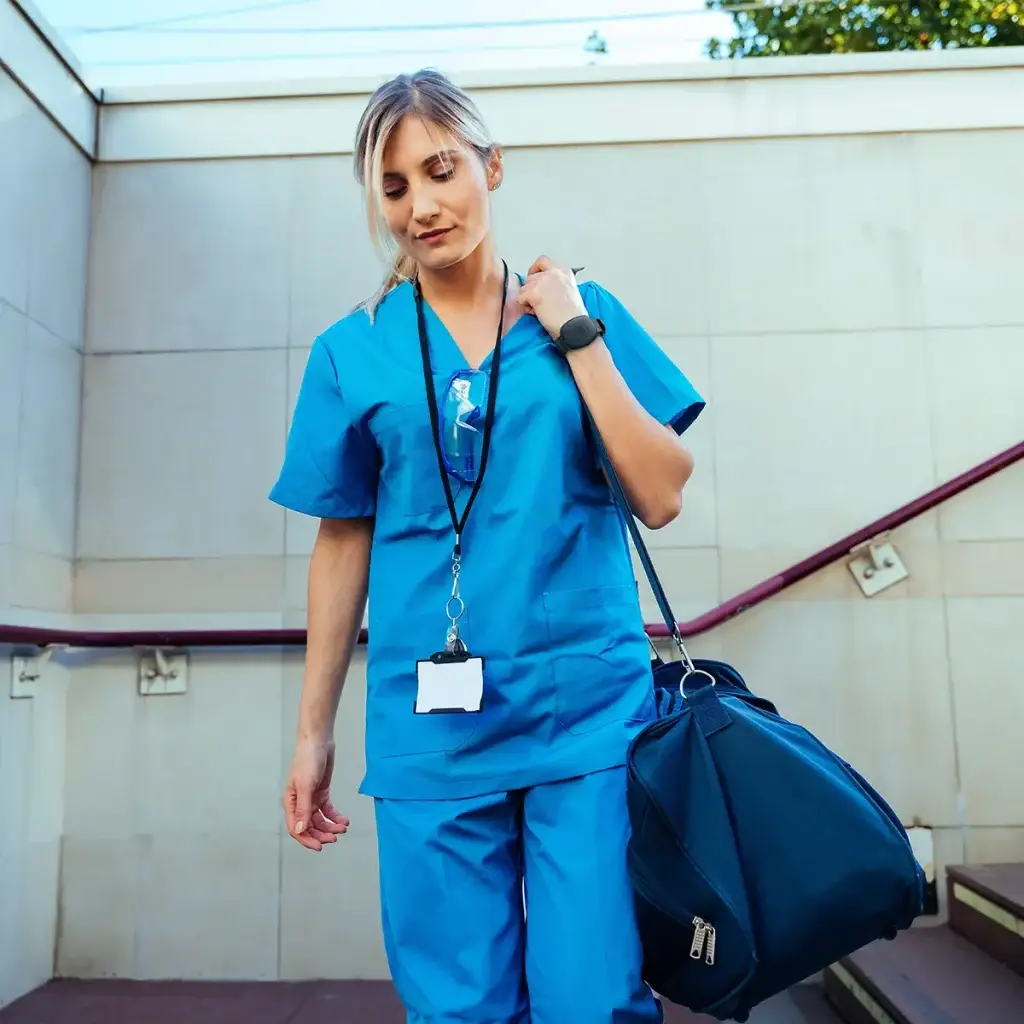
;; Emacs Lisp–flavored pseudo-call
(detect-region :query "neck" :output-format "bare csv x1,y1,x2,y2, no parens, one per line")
417,236,505,309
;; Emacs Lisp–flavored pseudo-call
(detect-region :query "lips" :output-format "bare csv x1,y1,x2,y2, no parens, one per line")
417,227,453,242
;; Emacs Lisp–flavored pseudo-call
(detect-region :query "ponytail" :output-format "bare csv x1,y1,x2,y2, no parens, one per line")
359,251,417,322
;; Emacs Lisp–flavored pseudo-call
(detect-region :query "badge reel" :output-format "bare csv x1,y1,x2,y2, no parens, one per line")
414,550,484,715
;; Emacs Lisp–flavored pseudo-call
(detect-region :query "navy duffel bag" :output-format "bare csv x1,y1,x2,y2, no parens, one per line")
589,417,926,1022
626,655,925,1021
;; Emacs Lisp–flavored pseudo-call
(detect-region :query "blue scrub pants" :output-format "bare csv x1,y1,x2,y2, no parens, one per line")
373,766,663,1023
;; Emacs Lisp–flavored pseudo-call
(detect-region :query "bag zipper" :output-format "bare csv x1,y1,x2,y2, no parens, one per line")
627,856,720,970
690,916,717,965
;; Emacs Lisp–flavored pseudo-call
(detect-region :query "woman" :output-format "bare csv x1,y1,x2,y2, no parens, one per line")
270,69,705,1023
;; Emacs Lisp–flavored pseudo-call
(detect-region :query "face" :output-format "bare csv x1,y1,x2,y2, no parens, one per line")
380,114,502,271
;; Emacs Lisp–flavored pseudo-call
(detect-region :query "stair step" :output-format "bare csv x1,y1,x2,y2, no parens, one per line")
947,862,1024,977
948,863,1024,914
823,925,1024,1024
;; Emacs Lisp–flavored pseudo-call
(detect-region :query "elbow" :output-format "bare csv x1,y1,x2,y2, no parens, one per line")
637,448,693,530
638,488,683,530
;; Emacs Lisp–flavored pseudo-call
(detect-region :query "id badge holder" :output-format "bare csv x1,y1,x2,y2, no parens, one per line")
415,640,484,714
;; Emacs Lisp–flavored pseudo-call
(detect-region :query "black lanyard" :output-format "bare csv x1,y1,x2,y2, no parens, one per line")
415,262,509,652
414,261,508,559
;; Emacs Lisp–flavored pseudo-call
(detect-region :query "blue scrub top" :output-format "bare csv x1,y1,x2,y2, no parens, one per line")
269,277,705,800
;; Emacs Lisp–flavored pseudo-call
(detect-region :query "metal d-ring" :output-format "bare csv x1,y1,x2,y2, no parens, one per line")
445,595,465,623
680,668,716,699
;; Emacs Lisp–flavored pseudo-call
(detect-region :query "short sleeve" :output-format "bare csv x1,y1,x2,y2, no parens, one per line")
268,334,379,519
583,281,705,436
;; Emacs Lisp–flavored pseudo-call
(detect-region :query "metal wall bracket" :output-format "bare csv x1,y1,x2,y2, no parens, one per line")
10,645,66,699
138,648,188,696
847,536,908,597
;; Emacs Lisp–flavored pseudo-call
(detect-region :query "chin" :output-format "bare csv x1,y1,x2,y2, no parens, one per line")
418,247,472,271
416,250,456,269
414,230,489,272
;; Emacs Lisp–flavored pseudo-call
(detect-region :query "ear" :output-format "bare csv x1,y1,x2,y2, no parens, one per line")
487,145,504,192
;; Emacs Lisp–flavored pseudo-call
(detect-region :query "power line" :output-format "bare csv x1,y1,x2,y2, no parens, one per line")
86,34,714,69
62,0,932,39
64,7,750,39
62,0,321,36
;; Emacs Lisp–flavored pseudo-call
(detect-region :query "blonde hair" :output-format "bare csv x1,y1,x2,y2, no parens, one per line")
353,69,496,320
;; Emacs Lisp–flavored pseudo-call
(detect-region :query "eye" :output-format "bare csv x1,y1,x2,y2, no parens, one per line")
384,186,407,200
431,166,455,182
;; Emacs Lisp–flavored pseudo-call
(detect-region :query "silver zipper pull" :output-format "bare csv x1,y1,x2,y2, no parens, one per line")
705,924,716,966
690,917,707,960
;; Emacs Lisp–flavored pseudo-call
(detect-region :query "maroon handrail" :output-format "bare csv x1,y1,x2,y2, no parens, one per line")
1,440,1021,650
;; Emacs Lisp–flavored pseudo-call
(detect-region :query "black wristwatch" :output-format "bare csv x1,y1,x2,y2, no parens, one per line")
553,315,605,355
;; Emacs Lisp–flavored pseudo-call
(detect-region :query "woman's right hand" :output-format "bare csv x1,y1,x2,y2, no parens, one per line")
283,738,350,851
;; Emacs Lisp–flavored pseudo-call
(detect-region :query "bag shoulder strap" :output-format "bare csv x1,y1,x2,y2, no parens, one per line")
581,405,696,673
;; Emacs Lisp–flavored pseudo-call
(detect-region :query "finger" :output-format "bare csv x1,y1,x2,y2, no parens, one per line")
292,830,324,852
293,787,315,838
282,783,301,835
320,801,350,828
313,807,348,835
307,822,338,845
527,255,553,276
285,782,329,850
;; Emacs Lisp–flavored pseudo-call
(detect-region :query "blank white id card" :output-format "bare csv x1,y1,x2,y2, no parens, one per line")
414,654,484,714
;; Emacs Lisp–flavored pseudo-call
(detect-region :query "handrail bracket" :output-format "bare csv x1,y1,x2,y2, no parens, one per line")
9,644,68,699
847,533,909,597
137,647,188,696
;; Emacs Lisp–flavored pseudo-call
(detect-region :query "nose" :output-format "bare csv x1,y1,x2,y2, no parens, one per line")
410,183,441,224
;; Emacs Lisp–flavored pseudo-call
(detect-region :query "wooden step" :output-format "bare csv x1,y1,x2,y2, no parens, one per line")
823,925,1024,1024
946,862,1024,978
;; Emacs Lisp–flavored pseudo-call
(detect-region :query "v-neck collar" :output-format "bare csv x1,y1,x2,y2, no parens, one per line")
414,273,528,373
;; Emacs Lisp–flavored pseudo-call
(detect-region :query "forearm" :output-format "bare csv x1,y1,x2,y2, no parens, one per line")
566,340,694,529
297,516,372,744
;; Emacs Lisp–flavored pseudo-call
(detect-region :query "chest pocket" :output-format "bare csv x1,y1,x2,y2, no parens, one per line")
371,402,458,518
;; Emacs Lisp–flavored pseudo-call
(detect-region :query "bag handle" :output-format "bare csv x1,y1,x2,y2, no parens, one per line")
582,405,698,675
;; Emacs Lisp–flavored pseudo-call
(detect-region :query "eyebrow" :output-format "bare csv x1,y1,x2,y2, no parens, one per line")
383,149,459,178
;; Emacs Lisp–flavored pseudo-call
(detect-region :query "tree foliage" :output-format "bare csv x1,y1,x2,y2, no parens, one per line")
705,0,1024,58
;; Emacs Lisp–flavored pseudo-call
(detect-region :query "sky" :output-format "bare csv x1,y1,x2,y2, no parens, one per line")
32,0,738,89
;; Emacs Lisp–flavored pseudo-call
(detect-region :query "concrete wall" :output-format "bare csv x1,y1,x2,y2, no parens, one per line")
63,119,1024,980
0,63,92,1006
1,46,1022,988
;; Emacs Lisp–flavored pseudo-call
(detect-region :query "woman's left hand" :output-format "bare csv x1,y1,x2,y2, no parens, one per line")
517,256,589,342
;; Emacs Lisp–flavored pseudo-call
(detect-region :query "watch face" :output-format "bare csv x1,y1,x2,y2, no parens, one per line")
562,316,602,349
